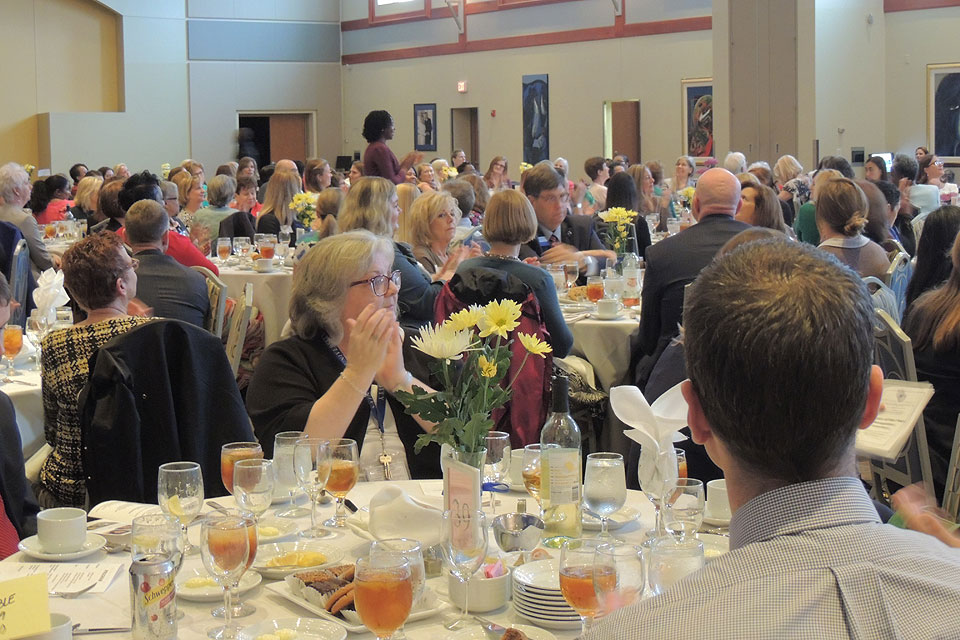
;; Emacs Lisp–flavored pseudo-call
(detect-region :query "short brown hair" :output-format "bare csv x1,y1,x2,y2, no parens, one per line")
483,190,537,244
236,176,257,193
740,181,788,234
584,157,607,181
98,180,125,221
125,200,169,244
62,232,129,310
522,162,563,198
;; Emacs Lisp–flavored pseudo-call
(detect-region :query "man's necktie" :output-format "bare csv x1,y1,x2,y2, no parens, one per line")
549,234,560,247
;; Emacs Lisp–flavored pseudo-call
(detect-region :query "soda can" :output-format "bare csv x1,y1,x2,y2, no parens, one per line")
130,553,177,639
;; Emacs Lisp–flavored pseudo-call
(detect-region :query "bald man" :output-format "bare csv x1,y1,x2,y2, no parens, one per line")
275,159,298,175
636,168,752,373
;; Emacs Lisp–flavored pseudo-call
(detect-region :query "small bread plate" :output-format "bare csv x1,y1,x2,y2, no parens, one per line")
177,567,261,602
264,581,443,633
254,542,344,579
239,617,346,640
271,488,308,506
257,519,300,543
451,623,557,640
18,533,106,561
697,533,730,561
702,511,731,527
582,506,640,531
593,313,625,321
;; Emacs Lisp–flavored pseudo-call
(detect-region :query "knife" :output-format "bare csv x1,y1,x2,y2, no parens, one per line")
474,616,507,639
74,628,132,635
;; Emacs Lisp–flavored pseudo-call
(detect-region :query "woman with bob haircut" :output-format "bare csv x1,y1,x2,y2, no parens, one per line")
455,190,573,357
38,233,152,506
408,191,462,275
256,169,302,238
737,180,793,236
69,175,103,222
245,230,440,479
815,177,890,279
484,156,511,191
361,110,422,185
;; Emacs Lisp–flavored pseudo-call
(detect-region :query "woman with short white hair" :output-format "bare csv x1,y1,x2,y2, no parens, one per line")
246,230,440,479
774,154,811,207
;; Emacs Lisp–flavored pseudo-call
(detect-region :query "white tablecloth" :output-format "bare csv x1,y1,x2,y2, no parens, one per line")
5,364,44,458
567,316,640,392
6,480,657,639
218,266,293,347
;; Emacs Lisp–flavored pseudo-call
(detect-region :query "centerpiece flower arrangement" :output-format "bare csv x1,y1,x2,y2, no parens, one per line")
22,164,36,179
290,192,320,229
160,163,171,180
598,207,638,254
518,162,534,174
396,300,552,460
441,165,459,181
677,186,697,210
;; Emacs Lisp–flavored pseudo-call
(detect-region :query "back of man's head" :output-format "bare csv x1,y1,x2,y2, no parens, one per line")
118,170,162,212
523,162,563,199
125,200,169,245
891,154,920,184
873,178,900,210
684,239,875,483
693,168,741,218
442,179,475,216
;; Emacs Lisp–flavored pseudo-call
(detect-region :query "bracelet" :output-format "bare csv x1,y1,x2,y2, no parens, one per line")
339,370,368,396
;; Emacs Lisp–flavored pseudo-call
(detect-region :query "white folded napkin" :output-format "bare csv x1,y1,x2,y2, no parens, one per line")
610,385,686,495
32,268,70,326
13,333,36,365
362,486,443,548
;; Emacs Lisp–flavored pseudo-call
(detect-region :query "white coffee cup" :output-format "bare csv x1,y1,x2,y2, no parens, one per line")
509,449,524,486
705,479,731,521
596,299,621,319
37,507,87,554
22,613,73,640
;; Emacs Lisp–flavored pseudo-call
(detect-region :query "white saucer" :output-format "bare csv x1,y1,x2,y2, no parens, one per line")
18,533,106,561
594,314,625,321
177,567,262,602
702,511,731,527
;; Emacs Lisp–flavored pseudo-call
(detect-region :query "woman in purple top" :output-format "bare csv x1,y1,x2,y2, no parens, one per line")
361,110,422,185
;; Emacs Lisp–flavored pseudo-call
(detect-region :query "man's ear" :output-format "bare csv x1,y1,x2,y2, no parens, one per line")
682,379,713,445
858,365,885,430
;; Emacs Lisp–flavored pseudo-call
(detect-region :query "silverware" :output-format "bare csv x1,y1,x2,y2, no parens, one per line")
474,616,507,639
50,583,96,598
73,627,132,635
103,541,129,553
207,500,231,514
2,377,34,385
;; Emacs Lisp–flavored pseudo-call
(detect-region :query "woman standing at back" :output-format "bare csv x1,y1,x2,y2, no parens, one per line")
361,110,422,185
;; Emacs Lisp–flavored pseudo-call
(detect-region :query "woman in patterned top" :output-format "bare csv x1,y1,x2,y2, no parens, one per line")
37,233,152,507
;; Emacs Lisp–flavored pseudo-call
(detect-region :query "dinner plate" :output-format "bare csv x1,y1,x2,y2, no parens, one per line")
451,623,557,640
697,533,730,560
513,606,582,630
582,506,640,531
512,559,561,591
558,302,594,313
18,533,106,561
513,600,580,621
263,581,443,633
702,512,731,527
254,542,344,579
239,617,346,640
512,587,569,606
257,519,300,543
593,314,626,321
176,567,262,602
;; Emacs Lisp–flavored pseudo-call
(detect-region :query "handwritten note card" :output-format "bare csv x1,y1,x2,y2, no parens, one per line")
0,574,50,639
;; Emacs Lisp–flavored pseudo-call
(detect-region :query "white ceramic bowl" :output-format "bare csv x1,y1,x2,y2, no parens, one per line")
447,570,511,612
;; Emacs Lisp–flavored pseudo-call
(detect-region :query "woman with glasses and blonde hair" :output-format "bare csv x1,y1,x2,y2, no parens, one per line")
246,230,440,478
484,156,511,191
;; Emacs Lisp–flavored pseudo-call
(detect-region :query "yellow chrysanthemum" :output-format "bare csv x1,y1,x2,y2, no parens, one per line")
478,355,498,378
411,323,475,360
478,299,522,339
517,333,552,358
445,305,484,332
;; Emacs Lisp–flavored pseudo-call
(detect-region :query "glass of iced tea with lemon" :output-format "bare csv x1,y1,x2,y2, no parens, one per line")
560,538,613,634
355,555,413,640
323,438,359,528
220,442,263,495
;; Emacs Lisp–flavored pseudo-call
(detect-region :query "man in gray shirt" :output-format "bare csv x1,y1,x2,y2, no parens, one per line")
587,238,960,639
0,163,55,274
125,200,209,328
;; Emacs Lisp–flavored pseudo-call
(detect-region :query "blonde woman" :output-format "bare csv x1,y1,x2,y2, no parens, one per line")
484,156,511,191
416,163,440,192
774,154,811,207
172,172,204,223
408,191,462,275
394,182,421,245
257,170,302,237
794,169,842,245
69,175,103,221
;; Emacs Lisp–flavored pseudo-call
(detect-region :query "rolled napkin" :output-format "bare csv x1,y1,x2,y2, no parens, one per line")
367,485,443,548
610,384,686,494
32,268,70,327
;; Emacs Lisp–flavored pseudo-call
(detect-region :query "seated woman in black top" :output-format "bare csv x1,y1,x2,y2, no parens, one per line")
245,230,441,479
256,169,302,242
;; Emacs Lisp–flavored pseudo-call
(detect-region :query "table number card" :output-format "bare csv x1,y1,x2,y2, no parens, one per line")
444,459,481,550
0,574,50,639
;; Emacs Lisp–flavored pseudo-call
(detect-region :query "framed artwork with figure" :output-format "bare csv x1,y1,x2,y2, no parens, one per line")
928,63,960,164
680,77,713,160
414,103,437,152
522,74,549,164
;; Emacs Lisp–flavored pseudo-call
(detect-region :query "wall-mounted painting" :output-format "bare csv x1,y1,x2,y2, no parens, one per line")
414,103,437,152
522,74,549,164
681,77,713,159
928,63,960,164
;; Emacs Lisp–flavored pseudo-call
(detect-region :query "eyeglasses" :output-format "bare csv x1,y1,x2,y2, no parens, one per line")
934,160,944,167
120,258,139,275
350,270,401,296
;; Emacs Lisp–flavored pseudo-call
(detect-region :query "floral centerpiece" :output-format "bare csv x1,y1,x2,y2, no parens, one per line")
22,164,35,179
677,186,697,212
441,165,459,181
290,192,320,229
518,162,534,174
396,300,552,461
598,207,638,254
160,163,171,180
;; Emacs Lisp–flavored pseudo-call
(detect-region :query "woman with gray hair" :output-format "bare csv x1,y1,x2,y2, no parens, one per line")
245,230,440,479
191,175,237,250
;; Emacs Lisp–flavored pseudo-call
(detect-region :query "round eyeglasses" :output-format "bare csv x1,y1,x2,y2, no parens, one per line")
350,270,401,297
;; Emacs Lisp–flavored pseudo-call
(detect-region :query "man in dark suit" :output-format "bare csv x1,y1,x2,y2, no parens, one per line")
518,162,614,275
638,168,751,362
126,200,210,328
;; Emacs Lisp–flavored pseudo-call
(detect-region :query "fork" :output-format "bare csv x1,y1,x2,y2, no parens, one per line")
2,377,34,385
51,583,96,598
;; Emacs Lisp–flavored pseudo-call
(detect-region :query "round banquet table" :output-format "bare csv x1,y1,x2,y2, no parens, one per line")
4,480,665,639
218,265,294,347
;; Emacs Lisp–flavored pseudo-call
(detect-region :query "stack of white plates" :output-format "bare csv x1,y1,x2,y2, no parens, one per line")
511,559,581,630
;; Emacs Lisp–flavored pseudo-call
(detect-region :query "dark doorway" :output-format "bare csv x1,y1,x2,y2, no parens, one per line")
238,115,270,165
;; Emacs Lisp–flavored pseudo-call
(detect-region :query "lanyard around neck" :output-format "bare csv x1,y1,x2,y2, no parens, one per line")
323,334,386,434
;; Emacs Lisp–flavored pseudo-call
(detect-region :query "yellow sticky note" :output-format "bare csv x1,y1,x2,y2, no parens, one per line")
0,574,51,639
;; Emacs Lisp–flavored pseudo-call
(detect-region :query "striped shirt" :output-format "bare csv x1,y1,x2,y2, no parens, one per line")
585,477,960,639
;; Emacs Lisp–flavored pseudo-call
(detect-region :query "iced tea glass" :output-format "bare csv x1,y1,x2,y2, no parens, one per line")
200,512,252,640
323,438,359,528
559,538,609,634
220,442,263,495
355,555,413,640
2,324,22,377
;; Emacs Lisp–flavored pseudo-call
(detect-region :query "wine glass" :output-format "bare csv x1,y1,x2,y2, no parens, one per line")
273,431,309,518
232,458,275,519
583,452,626,539
369,539,424,640
200,512,252,640
220,442,263,495
355,555,413,640
483,432,510,515
564,261,580,290
647,535,703,596
662,478,704,541
130,513,184,571
216,238,231,265
593,542,644,617
2,324,22,377
639,448,678,539
323,439,359,528
158,461,204,555
293,437,334,538
521,444,543,513
440,509,488,630
211,509,258,619
559,538,606,635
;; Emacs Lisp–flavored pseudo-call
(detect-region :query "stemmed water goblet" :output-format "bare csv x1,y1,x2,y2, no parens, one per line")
293,437,334,538
369,539,424,640
592,542,645,617
220,442,263,496
273,431,310,518
483,431,510,514
583,452,626,539
3,324,22,377
521,444,543,514
662,478,704,541
559,538,608,635
440,509,488,630
157,461,204,555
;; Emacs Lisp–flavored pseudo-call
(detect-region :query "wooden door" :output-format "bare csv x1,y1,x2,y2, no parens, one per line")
269,114,308,164
610,101,641,163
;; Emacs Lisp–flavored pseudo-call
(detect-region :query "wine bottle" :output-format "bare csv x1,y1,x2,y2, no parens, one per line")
540,374,582,542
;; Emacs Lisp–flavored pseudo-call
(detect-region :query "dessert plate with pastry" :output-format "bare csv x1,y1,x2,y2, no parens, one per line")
451,622,557,640
239,617,346,640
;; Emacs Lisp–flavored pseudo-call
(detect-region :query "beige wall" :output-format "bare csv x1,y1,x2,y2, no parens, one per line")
341,32,713,182
0,0,120,169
